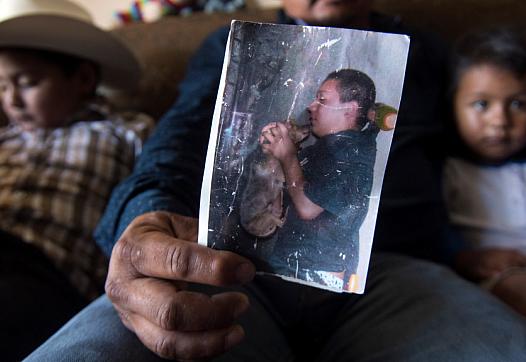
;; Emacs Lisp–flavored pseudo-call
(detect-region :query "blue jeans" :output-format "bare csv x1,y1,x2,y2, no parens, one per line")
0,231,87,362
25,253,526,361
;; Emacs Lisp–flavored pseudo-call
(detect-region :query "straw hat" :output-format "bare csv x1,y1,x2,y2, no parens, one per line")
0,0,141,89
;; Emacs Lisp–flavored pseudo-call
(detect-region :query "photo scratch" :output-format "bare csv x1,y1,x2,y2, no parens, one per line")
317,37,342,51
287,81,305,120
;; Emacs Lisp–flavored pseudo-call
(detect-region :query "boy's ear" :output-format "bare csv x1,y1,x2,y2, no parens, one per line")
342,101,362,129
75,62,99,97
343,100,360,118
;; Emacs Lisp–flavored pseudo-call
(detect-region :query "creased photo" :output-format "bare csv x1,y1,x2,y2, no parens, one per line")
199,20,409,293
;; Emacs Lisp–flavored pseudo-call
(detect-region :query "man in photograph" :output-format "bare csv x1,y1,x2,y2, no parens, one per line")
260,69,377,290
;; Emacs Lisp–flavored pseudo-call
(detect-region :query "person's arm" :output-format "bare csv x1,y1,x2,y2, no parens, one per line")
95,28,230,253
281,154,324,220
94,27,256,360
259,122,324,220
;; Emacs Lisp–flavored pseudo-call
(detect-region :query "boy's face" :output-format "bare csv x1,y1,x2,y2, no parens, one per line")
0,50,90,131
455,63,526,162
282,0,372,27
308,79,360,137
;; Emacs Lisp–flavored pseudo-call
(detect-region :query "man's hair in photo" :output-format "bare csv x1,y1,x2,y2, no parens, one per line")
325,68,376,126
449,26,526,95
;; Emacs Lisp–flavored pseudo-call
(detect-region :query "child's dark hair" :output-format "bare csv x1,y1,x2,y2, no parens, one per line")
0,47,101,85
324,68,376,128
449,27,526,96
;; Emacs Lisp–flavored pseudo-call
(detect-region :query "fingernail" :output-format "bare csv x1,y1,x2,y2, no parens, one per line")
236,262,255,283
233,294,250,319
225,325,244,350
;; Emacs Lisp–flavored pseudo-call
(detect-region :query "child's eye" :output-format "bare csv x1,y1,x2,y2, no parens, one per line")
17,76,39,89
471,100,488,111
510,99,526,111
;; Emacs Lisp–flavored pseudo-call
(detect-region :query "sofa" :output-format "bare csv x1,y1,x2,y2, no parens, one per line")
103,0,525,120
0,0,522,124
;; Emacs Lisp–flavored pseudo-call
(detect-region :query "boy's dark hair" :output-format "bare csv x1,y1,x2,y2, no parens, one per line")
324,69,376,127
0,47,101,87
449,27,526,95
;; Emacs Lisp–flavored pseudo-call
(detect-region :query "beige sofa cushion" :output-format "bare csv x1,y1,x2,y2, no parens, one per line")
105,9,276,119
105,0,524,119
1,0,523,124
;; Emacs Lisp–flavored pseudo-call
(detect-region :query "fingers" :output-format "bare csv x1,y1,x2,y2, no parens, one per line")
274,122,288,134
112,212,256,286
117,305,245,360
264,122,288,137
115,231,255,285
106,211,254,360
260,124,277,145
261,122,277,133
259,122,287,146
107,276,249,332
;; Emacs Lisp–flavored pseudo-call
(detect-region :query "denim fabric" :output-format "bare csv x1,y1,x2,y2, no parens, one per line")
0,231,87,362
25,254,526,362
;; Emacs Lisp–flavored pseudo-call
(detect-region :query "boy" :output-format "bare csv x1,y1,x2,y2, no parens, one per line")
259,69,377,290
0,0,153,360
444,27,526,316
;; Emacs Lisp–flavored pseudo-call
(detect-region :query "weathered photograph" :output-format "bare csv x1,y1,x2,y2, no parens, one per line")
199,21,409,293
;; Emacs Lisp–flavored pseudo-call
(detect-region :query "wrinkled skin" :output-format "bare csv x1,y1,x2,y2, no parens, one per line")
105,211,255,360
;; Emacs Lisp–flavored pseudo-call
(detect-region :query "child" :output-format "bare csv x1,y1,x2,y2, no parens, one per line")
259,69,378,291
443,27,526,316
0,0,153,359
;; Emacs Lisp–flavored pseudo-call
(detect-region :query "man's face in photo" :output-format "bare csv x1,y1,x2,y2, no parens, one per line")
308,79,360,137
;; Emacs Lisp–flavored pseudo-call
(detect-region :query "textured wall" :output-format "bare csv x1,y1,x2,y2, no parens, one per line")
71,0,131,29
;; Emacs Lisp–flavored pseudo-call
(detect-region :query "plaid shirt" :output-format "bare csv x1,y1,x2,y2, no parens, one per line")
0,108,153,299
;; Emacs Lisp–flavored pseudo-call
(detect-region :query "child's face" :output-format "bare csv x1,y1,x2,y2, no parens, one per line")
308,79,360,137
454,63,526,162
0,50,90,130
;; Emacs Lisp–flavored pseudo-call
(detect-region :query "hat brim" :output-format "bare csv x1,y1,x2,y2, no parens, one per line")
0,15,141,90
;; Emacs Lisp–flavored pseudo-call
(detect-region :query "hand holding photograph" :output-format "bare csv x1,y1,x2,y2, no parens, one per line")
199,20,410,293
